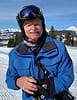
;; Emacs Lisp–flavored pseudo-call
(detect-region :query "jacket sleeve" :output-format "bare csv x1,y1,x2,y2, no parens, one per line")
54,44,74,94
6,50,20,90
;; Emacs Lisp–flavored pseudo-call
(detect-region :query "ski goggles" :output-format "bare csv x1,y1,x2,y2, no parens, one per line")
18,5,43,20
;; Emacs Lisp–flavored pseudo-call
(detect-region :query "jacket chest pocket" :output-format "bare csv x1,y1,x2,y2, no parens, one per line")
41,58,60,77
14,57,31,76
46,64,58,77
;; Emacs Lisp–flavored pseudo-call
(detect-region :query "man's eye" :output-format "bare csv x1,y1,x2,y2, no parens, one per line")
34,23,39,26
27,24,31,27
35,24,38,26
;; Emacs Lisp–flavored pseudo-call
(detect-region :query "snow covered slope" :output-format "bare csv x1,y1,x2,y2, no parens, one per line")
66,26,77,33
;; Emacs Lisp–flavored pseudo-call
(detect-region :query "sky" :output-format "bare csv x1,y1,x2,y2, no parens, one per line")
0,0,77,30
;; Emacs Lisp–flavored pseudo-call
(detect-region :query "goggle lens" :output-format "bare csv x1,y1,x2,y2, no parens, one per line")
18,6,42,20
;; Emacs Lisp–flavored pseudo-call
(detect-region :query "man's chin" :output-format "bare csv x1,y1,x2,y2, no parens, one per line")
31,35,40,40
30,37,40,41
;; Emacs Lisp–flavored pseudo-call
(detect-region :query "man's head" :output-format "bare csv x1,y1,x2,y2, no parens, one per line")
16,5,46,40
23,18,43,42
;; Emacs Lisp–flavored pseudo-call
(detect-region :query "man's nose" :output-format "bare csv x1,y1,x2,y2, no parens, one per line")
31,24,36,29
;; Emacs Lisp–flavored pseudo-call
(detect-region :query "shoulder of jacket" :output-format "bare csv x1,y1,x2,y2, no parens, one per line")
54,39,65,47
53,39,66,52
8,48,16,58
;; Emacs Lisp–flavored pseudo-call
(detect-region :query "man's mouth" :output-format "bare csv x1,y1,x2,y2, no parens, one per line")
30,32,40,34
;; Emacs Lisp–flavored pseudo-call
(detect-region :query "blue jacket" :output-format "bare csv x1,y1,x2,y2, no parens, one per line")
6,35,74,100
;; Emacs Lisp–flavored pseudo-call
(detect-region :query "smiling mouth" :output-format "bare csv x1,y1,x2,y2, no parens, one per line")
30,32,40,34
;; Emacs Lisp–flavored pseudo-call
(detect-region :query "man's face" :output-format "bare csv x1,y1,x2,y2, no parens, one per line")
23,19,43,41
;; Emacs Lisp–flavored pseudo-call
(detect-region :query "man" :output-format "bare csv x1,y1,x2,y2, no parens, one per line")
6,5,74,100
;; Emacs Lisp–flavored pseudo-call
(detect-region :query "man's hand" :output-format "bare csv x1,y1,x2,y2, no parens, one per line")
16,77,38,95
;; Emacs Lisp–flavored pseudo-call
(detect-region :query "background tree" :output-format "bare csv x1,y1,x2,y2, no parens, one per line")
48,26,57,39
14,32,22,46
7,32,22,47
7,38,15,47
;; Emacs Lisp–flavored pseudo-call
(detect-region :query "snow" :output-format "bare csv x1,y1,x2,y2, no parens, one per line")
66,26,77,33
0,46,77,100
0,47,22,100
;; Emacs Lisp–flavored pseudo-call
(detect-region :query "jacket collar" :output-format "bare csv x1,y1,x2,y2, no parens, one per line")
16,42,31,55
42,41,56,52
16,35,57,55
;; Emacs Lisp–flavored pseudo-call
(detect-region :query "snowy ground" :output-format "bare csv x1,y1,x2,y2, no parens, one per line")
0,46,77,100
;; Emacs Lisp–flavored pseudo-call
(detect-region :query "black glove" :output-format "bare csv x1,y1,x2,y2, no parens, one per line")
53,90,74,100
